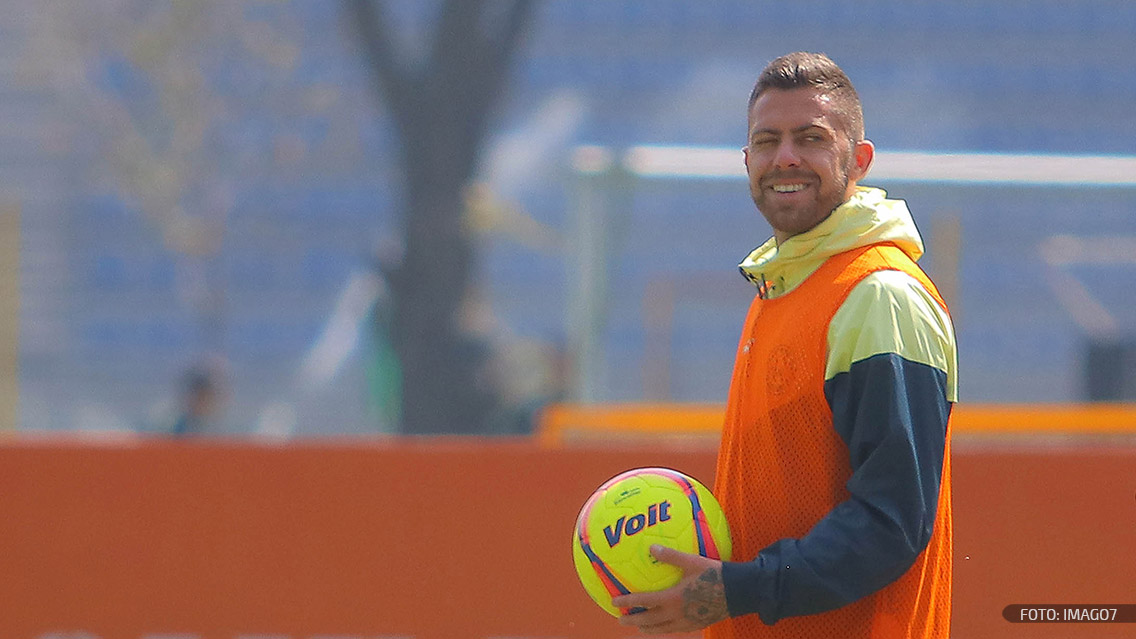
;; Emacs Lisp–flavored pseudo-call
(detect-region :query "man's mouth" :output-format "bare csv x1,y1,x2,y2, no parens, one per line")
770,183,807,193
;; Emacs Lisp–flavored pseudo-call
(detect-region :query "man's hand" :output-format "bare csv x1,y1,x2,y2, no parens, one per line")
612,545,728,635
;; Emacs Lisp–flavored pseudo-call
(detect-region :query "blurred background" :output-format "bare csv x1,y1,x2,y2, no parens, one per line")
2,0,1135,437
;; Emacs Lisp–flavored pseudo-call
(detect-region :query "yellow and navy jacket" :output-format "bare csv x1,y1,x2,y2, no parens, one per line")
707,187,956,638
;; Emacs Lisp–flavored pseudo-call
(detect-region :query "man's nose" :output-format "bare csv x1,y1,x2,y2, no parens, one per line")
773,140,801,168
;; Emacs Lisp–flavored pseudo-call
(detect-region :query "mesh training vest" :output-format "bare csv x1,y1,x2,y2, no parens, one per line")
707,243,952,639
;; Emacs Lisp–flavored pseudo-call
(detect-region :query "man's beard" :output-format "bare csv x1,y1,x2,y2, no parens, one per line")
752,151,854,238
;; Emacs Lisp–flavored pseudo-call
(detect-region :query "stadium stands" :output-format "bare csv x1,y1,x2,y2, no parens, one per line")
3,1,1134,431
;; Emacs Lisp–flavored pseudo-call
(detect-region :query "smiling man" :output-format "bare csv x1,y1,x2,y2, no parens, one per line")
613,52,957,638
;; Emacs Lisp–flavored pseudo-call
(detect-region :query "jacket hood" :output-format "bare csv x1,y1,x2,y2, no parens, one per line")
739,186,924,298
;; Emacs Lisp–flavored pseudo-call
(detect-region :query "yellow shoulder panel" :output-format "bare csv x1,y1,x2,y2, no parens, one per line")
825,270,958,402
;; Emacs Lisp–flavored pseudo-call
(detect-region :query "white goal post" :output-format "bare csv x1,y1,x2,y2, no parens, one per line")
612,145,1136,185
566,146,1136,402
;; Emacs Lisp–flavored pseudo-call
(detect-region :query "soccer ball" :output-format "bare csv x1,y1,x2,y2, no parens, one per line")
571,467,732,617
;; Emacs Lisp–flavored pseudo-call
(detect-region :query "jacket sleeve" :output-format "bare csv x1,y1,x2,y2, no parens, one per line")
720,269,956,625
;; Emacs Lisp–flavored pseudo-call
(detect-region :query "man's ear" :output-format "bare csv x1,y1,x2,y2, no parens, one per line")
851,139,875,181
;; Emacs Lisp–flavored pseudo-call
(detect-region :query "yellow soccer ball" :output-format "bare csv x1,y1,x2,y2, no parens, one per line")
571,467,732,617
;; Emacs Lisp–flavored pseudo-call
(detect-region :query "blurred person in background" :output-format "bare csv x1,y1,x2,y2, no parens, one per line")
169,358,228,437
485,338,571,435
614,52,957,638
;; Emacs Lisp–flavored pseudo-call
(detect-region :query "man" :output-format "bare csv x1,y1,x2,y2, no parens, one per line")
613,52,957,638
170,360,227,436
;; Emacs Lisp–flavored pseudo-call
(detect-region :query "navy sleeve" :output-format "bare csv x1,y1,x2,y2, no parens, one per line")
720,353,951,625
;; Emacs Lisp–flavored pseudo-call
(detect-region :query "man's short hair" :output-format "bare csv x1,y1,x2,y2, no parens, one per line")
748,52,864,142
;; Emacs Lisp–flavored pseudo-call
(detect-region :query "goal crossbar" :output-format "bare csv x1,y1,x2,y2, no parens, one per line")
576,145,1136,186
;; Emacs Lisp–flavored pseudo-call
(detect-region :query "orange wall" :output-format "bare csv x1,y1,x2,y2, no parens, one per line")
0,437,1133,639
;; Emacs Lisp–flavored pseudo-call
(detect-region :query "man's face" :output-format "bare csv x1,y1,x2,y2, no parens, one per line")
744,88,870,243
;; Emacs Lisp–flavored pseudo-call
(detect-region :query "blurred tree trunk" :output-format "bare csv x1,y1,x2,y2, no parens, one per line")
348,0,538,434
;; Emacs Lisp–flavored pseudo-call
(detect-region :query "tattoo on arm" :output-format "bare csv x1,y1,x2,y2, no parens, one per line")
682,567,728,626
